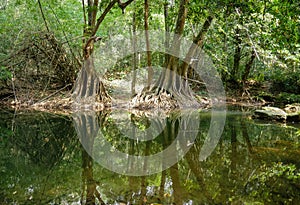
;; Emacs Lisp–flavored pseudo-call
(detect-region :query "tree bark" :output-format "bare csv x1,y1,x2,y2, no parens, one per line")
144,0,153,89
181,16,214,78
131,9,137,96
156,0,189,90
232,27,242,81
164,1,170,66
179,16,214,99
169,163,184,205
82,149,106,205
242,49,255,83
74,112,106,205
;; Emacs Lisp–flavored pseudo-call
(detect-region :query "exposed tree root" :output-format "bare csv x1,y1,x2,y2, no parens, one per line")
131,91,178,110
72,57,111,110
130,70,205,109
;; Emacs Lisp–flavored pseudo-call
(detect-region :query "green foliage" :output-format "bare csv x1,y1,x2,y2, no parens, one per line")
0,0,299,99
275,92,300,104
271,70,300,94
257,91,275,102
0,0,82,61
201,0,300,88
296,129,300,137
0,66,12,81
0,127,12,150
246,162,300,204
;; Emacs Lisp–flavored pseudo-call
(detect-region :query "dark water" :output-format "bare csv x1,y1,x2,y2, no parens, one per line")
0,107,299,204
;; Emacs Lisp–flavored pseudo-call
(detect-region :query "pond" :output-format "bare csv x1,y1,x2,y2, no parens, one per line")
0,107,299,204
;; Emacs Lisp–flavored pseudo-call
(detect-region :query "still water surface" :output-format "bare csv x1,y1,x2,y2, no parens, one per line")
0,107,299,204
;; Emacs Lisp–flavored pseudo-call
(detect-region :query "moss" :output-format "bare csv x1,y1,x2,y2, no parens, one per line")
275,93,300,104
258,91,275,102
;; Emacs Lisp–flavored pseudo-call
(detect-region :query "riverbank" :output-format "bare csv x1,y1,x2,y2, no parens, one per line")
0,78,299,113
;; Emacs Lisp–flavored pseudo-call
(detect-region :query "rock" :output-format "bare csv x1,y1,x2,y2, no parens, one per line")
284,103,300,113
253,106,287,121
284,104,300,122
253,106,300,122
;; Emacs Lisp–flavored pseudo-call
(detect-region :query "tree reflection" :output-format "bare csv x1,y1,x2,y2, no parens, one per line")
73,111,106,205
73,110,201,204
72,109,300,204
11,111,77,168
1,109,298,204
81,148,105,205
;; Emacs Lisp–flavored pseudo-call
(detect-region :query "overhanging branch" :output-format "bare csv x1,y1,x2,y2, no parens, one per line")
91,0,135,36
118,0,135,13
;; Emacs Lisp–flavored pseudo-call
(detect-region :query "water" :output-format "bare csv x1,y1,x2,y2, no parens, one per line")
0,107,299,204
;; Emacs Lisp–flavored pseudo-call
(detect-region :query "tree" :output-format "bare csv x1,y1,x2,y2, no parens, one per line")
72,0,135,107
132,0,214,109
144,0,153,90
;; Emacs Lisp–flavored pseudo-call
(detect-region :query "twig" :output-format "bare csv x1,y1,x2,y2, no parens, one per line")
33,84,72,105
48,4,82,67
11,77,18,103
37,0,50,32
183,77,206,85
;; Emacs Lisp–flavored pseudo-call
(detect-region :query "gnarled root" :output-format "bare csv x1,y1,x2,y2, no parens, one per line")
130,90,178,110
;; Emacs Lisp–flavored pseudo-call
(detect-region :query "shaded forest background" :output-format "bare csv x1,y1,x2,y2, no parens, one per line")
0,0,299,107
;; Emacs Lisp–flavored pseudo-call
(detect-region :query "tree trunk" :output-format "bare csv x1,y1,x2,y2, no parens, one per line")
179,16,214,99
73,0,135,108
132,1,214,109
144,0,153,90
82,149,106,205
185,145,213,202
154,0,189,93
164,0,170,66
242,49,256,83
131,9,137,96
159,170,167,199
132,0,196,109
181,16,214,78
169,163,184,204
232,27,242,81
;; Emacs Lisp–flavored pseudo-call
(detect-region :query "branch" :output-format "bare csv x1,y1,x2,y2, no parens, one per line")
181,16,214,75
33,83,72,105
48,5,81,67
118,0,135,13
84,36,102,58
85,36,102,48
193,16,213,47
91,0,99,26
169,0,188,55
183,77,206,85
234,8,260,61
82,0,87,26
174,0,188,35
90,0,135,39
91,0,118,36
37,0,50,32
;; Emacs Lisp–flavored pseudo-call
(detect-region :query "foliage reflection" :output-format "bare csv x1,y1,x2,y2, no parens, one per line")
0,109,299,204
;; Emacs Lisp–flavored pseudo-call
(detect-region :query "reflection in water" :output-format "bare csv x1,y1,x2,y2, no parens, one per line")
0,108,299,204
73,110,202,176
82,148,105,205
0,110,79,204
